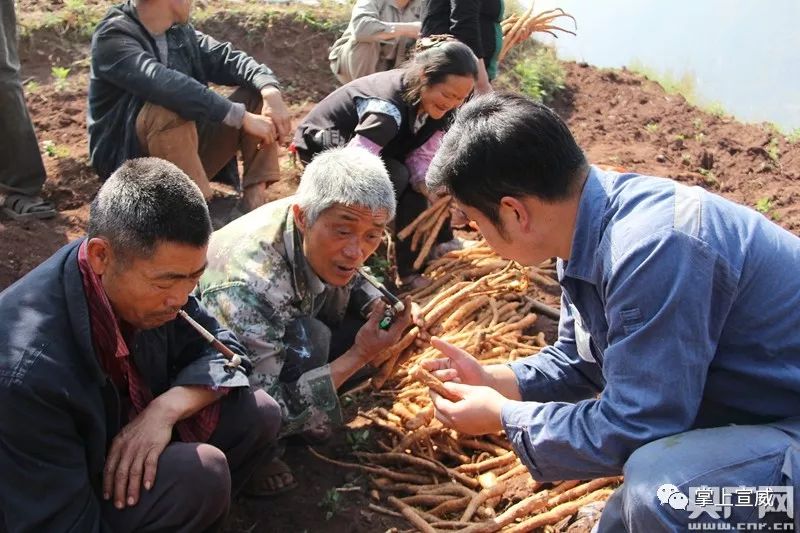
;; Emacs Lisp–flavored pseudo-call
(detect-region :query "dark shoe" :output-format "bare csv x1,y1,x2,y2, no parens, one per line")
1,193,56,220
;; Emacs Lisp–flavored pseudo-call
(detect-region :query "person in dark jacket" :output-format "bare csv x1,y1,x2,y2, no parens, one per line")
293,36,478,287
420,0,503,93
0,158,281,532
0,0,56,219
88,0,291,212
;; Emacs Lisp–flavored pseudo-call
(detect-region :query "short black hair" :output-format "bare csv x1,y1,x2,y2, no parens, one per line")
426,92,587,226
402,36,479,105
88,158,212,259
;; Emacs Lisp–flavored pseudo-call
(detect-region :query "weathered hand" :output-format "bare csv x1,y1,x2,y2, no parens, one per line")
429,381,507,435
475,79,493,95
354,297,414,363
411,181,442,205
421,336,493,386
406,21,422,38
260,87,291,140
103,404,173,509
243,112,277,145
475,62,493,96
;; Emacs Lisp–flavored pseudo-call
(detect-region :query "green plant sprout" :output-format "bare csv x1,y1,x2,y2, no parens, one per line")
51,66,71,91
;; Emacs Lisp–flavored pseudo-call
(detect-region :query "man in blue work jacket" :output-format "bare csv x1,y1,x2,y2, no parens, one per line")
423,92,800,531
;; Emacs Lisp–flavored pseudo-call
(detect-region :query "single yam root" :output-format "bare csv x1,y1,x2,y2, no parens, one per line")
411,366,461,402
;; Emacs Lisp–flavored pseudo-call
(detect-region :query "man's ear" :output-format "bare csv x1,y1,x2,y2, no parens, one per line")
292,204,307,235
499,196,530,232
86,237,113,276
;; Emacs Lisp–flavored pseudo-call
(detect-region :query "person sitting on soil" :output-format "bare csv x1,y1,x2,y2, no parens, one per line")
0,158,281,533
88,0,291,213
294,36,478,289
329,0,422,85
197,147,414,495
0,0,56,220
422,93,800,531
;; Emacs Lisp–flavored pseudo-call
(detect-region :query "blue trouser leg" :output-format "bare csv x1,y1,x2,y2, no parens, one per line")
596,418,800,533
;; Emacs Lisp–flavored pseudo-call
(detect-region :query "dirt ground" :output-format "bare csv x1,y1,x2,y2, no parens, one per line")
3,5,800,532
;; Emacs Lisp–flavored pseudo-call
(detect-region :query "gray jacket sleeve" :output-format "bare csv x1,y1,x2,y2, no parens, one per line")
91,23,233,123
195,29,280,91
350,0,392,41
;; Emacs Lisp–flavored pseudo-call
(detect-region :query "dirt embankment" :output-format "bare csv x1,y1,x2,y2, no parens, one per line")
551,64,800,228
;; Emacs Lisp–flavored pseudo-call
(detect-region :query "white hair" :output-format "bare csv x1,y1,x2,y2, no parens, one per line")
297,146,396,226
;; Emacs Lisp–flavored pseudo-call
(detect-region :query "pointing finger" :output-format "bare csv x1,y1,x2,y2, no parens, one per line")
431,336,475,364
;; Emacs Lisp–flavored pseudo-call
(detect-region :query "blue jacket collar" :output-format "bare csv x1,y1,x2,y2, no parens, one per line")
563,166,612,282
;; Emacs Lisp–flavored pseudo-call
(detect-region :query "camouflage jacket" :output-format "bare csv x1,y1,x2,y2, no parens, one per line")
197,197,381,436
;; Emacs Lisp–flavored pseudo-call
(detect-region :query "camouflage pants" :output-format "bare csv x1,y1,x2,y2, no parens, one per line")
279,317,332,383
279,313,363,384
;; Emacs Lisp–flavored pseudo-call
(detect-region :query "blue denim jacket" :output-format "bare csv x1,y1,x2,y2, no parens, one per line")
501,166,800,481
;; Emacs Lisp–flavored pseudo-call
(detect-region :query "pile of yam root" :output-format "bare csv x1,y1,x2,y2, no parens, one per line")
499,5,576,63
311,239,621,532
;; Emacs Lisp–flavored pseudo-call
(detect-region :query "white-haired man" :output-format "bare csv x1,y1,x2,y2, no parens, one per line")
197,147,413,494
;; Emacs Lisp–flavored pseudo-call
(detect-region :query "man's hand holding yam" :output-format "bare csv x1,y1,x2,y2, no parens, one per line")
416,337,524,435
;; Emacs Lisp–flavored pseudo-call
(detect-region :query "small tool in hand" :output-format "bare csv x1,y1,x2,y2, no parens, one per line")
358,267,405,330
178,309,243,371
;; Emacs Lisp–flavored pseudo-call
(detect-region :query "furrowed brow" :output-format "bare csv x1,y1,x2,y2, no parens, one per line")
339,213,360,222
154,262,207,280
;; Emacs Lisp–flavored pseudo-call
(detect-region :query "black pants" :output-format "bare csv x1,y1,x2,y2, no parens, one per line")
384,158,452,277
279,310,364,384
0,0,47,195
